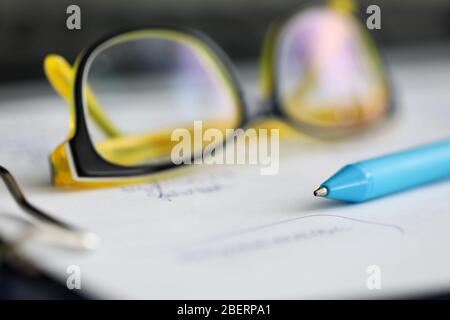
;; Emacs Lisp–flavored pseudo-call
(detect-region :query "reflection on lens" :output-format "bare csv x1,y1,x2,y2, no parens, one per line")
277,7,390,132
84,31,241,166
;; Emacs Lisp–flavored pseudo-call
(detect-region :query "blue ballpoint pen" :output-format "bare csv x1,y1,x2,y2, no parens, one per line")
314,139,450,203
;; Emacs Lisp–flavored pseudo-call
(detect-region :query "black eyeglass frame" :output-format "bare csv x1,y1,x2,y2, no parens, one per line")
67,0,393,180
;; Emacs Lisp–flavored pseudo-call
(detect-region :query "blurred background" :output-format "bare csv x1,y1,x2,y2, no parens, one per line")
0,0,449,83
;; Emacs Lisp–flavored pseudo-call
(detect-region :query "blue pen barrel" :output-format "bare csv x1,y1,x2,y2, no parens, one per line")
322,139,450,202
360,139,450,198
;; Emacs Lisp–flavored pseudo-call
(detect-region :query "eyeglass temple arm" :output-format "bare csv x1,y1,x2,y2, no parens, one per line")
0,165,99,250
44,54,123,138
328,0,357,13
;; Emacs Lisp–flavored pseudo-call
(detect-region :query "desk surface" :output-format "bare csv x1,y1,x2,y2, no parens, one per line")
1,45,450,299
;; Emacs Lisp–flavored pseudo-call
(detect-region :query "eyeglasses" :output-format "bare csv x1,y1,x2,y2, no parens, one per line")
44,0,392,188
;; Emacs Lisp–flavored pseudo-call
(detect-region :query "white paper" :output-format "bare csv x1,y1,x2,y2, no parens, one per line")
1,54,450,299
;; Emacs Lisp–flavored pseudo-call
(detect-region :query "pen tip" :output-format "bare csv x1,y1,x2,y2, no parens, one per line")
313,187,328,198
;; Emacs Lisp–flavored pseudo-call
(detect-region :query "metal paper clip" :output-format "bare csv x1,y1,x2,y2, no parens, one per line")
0,165,100,259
